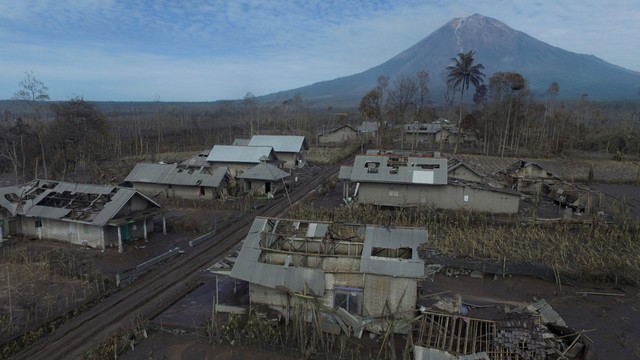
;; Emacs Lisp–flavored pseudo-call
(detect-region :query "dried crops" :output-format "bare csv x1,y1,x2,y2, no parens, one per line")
289,204,640,286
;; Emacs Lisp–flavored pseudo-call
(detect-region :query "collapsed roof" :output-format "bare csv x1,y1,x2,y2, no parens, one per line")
0,179,162,226
230,217,428,296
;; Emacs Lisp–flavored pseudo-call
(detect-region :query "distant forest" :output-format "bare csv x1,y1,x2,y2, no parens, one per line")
1,70,639,184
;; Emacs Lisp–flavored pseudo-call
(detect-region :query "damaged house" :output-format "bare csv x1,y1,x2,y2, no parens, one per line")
0,180,164,252
230,217,428,335
339,154,520,214
492,160,558,193
124,163,231,200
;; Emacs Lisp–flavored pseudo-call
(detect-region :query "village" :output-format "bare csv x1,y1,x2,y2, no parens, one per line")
1,117,639,360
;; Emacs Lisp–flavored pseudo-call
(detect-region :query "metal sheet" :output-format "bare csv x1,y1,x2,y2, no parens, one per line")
248,135,309,153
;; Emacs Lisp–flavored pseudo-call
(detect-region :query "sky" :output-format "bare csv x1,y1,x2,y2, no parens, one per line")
1,0,639,102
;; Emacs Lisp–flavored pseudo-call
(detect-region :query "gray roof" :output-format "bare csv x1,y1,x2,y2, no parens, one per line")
230,217,429,296
320,124,358,136
248,135,309,153
206,145,276,164
360,225,427,277
358,121,379,133
344,155,448,185
230,218,326,295
232,138,250,146
181,150,210,167
0,180,162,226
237,163,290,181
125,163,229,188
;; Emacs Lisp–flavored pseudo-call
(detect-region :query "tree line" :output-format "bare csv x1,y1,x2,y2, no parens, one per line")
358,51,640,157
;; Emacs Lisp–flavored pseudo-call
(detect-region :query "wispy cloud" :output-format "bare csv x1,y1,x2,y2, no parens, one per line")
0,0,638,101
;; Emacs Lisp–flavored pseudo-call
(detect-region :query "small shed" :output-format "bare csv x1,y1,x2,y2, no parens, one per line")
236,163,291,195
0,180,165,252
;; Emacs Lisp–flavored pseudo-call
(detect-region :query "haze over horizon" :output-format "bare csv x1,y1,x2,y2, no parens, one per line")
1,1,639,102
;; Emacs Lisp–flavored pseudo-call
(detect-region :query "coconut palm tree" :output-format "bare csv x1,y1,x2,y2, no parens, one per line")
446,50,485,153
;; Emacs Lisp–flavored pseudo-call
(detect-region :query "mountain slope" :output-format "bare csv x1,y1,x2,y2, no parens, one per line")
262,14,640,106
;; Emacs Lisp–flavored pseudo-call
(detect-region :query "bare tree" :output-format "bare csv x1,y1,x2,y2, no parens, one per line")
12,71,50,178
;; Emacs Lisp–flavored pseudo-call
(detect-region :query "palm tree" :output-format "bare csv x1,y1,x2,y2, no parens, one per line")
446,50,485,153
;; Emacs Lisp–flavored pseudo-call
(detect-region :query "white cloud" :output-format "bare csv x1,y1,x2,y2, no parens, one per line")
0,0,638,101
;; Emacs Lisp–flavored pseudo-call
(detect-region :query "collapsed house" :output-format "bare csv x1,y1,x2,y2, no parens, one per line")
339,153,521,214
124,163,231,200
404,120,460,145
413,298,588,360
230,217,428,335
492,160,558,193
0,180,164,252
492,159,605,215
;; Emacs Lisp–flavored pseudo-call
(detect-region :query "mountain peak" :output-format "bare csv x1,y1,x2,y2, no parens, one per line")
261,14,640,105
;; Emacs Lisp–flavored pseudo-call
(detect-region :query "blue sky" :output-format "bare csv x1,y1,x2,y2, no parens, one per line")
1,0,638,102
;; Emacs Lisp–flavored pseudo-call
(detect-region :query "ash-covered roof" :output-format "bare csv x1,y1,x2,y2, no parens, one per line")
230,217,428,296
0,180,162,226
237,163,290,181
248,135,309,153
125,163,229,188
206,145,277,164
339,155,448,185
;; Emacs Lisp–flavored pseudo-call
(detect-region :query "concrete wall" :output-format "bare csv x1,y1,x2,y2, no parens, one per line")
357,183,519,214
16,215,155,249
449,166,483,183
249,271,418,321
277,152,302,168
133,182,221,200
20,217,106,248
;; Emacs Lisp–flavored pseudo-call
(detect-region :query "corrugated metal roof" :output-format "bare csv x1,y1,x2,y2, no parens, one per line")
237,163,290,181
360,225,428,278
124,163,229,188
181,150,210,167
231,218,428,295
338,166,353,180
230,217,325,295
248,135,309,153
0,180,162,226
232,138,250,146
206,145,276,163
346,155,448,185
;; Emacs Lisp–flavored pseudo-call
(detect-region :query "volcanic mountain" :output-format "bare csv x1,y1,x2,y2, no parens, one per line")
263,14,640,106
